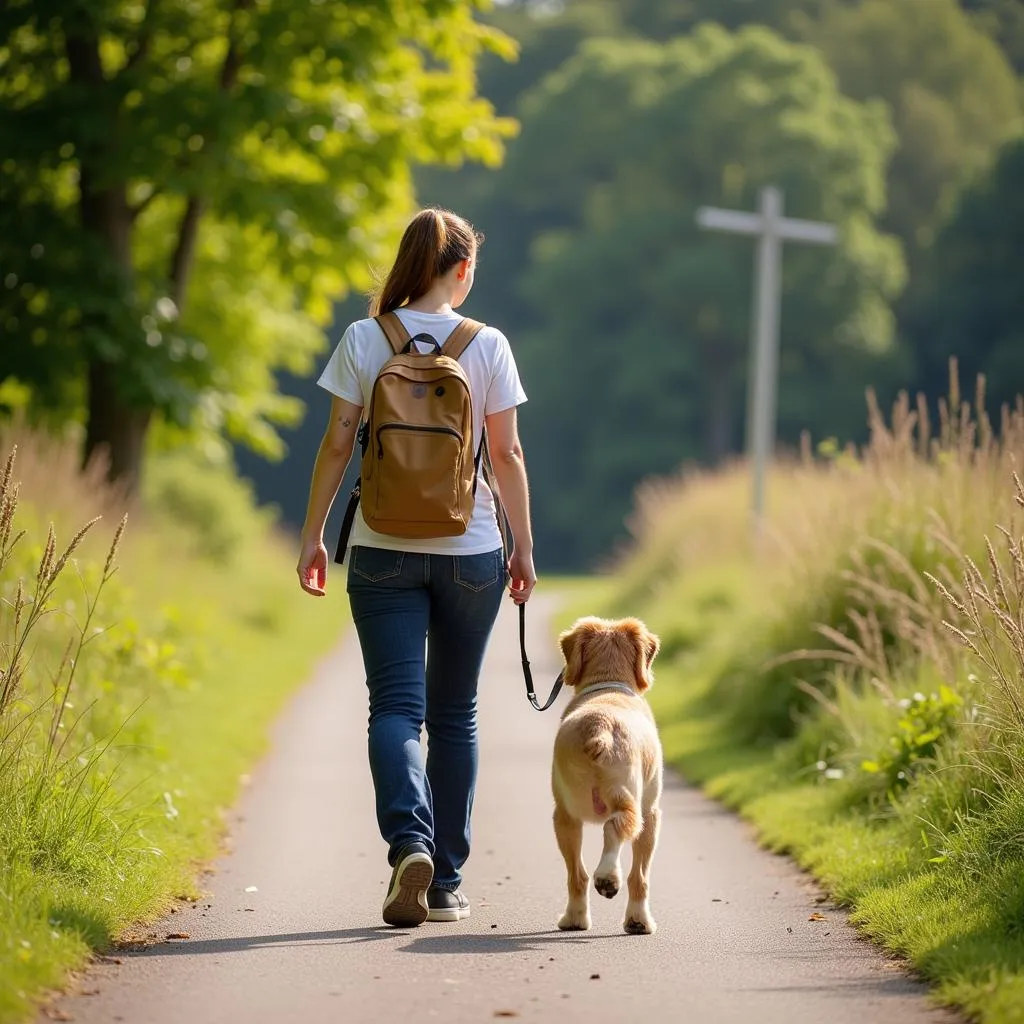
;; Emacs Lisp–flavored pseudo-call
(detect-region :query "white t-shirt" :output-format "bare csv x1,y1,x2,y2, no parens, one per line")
317,309,528,556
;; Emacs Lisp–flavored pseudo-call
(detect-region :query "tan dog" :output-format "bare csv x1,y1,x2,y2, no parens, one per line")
552,616,662,935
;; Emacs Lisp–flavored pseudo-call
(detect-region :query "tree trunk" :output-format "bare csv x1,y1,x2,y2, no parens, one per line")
84,360,152,492
169,196,204,310
67,21,151,494
79,178,149,493
78,187,150,490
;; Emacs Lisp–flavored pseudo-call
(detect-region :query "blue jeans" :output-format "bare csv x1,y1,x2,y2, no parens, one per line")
346,545,505,890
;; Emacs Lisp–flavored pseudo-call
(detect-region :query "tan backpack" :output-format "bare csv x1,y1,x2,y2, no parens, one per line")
334,311,487,561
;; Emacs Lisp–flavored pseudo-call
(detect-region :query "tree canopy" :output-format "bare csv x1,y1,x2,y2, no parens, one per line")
804,0,1021,264
436,25,903,567
905,137,1024,414
0,0,515,484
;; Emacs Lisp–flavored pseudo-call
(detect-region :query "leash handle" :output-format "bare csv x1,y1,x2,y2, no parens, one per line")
520,603,564,711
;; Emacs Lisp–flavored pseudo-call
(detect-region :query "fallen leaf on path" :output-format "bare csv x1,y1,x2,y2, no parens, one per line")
493,1012,518,1018
166,932,190,940
590,974,600,981
808,913,826,922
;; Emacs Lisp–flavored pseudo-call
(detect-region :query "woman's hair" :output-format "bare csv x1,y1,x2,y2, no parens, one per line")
370,208,483,316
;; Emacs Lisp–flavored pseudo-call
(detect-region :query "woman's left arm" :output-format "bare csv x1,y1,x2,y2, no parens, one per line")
296,396,362,596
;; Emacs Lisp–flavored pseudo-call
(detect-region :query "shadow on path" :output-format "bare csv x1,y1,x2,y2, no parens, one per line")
400,930,622,955
119,927,620,959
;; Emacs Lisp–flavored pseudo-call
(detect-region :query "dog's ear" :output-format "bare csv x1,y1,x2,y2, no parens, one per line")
559,617,602,687
626,619,660,691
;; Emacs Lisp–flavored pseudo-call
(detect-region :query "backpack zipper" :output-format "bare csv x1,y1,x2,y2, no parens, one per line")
376,423,463,459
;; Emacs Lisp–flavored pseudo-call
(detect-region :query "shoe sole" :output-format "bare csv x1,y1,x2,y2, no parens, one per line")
426,902,471,923
382,852,433,927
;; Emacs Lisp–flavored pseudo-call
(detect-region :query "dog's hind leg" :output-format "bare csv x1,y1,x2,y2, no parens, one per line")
624,804,660,935
554,804,591,931
594,818,624,900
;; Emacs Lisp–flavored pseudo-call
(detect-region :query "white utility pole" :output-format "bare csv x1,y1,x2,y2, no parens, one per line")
696,186,838,531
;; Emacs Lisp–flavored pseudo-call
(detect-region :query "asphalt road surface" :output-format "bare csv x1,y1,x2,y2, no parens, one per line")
44,596,958,1024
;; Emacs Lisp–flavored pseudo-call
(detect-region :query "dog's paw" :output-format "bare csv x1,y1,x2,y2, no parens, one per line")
624,915,657,935
558,907,592,931
594,874,620,900
624,900,656,935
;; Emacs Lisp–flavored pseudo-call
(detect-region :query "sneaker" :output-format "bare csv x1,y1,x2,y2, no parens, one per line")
382,843,433,927
426,886,471,922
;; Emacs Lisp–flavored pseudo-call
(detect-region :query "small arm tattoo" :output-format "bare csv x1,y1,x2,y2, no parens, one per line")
341,417,351,428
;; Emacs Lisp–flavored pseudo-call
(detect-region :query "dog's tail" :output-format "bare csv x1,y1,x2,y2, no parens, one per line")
605,787,642,842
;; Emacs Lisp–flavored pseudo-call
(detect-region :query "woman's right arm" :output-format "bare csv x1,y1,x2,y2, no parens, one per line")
485,405,536,603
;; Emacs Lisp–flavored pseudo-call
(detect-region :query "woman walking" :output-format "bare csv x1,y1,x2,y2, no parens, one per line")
296,208,536,927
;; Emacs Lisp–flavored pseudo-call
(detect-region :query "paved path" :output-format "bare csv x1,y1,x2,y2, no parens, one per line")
47,597,957,1024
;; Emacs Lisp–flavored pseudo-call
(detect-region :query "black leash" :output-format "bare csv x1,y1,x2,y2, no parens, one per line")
487,441,563,712
519,602,564,711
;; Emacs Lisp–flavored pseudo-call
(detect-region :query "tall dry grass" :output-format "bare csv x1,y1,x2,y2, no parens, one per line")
604,366,1024,1022
619,362,1024,801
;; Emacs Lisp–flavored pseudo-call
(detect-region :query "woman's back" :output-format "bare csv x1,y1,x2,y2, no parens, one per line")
317,307,526,556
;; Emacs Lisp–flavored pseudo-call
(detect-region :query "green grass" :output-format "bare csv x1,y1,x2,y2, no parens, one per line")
0,442,345,1023
567,378,1024,1022
579,553,1024,1024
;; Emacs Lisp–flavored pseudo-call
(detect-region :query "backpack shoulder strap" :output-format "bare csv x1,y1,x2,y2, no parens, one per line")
442,318,486,361
375,312,411,355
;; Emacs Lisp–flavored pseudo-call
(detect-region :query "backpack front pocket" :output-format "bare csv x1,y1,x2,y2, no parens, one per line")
369,423,467,534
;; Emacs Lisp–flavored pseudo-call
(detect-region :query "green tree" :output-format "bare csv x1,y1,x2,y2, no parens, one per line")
805,0,1021,268
0,0,514,487
960,0,1024,73
905,138,1024,414
465,26,903,568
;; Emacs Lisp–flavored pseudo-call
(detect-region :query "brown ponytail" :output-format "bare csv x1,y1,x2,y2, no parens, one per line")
370,208,483,316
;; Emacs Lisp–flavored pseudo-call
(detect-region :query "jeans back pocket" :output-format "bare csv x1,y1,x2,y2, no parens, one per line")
350,546,405,582
453,549,504,592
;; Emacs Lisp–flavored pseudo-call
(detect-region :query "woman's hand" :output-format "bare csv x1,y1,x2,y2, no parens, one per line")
508,548,536,604
297,536,328,596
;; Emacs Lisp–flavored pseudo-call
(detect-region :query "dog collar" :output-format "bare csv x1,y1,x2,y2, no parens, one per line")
574,681,639,699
